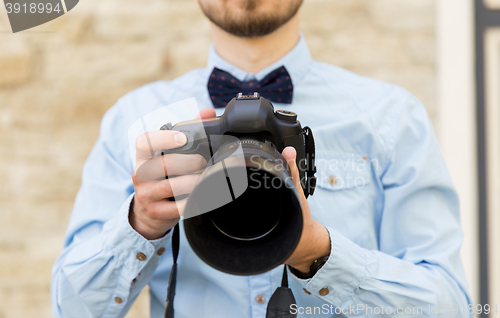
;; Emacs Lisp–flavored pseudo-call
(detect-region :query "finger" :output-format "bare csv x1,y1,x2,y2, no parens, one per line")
148,174,201,201
147,198,187,221
136,130,187,160
176,198,188,216
282,146,301,189
135,154,207,181
282,147,309,213
195,107,216,120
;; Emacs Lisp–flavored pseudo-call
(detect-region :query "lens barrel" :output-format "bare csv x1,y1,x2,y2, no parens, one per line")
183,139,303,275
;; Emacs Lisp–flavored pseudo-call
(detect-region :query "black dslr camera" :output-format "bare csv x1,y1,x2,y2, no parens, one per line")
160,93,316,275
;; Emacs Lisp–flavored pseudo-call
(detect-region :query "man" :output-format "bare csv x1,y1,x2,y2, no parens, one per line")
51,0,472,317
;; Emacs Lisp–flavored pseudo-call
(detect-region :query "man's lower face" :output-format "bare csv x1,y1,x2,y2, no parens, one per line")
197,0,304,37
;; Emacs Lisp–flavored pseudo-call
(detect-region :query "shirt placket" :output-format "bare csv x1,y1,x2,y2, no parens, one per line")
248,273,272,318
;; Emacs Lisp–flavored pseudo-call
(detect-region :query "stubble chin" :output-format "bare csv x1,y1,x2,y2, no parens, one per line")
199,0,303,38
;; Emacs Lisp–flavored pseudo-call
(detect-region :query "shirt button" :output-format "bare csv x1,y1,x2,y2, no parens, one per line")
157,247,166,256
303,288,311,295
319,287,330,296
115,297,123,304
255,294,266,304
136,252,147,261
329,176,337,185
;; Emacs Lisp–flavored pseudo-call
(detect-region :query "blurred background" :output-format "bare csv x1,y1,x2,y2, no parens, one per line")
0,0,494,317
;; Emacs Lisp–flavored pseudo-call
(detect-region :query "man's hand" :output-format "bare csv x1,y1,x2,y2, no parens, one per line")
130,108,216,240
282,146,331,273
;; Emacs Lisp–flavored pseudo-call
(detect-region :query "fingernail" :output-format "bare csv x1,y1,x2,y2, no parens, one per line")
174,133,187,145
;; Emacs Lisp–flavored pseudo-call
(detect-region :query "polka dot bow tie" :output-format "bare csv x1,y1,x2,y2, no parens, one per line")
207,66,294,108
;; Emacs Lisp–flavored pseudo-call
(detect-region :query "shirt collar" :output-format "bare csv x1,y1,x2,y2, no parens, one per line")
206,34,312,85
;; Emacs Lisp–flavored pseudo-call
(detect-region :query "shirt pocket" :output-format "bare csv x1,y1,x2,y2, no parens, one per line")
314,150,373,191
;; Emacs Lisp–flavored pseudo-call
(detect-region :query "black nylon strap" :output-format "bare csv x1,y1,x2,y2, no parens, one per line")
164,223,180,318
164,228,296,318
266,265,297,318
281,265,289,288
172,223,180,263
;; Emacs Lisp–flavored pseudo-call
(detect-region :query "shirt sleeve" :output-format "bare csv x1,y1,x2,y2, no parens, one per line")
50,100,172,318
290,95,472,317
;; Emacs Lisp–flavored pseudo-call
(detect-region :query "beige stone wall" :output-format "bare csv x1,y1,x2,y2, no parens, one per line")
0,0,436,317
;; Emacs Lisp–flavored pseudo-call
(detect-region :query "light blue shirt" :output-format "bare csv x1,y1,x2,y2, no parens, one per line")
51,36,471,318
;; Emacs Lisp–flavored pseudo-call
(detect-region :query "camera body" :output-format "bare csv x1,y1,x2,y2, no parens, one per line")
160,92,309,187
160,93,316,275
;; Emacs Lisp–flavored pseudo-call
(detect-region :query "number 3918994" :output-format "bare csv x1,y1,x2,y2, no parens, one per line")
5,2,62,14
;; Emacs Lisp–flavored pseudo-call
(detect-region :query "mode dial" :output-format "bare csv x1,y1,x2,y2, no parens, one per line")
275,109,297,122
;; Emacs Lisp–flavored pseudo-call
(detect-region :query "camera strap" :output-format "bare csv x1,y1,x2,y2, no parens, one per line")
163,224,297,318
266,266,297,318
302,126,317,198
163,223,180,318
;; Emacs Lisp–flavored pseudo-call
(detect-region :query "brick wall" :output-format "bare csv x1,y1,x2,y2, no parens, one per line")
0,0,435,317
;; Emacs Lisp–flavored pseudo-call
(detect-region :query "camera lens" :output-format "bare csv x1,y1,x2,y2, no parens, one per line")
183,138,303,275
209,168,282,240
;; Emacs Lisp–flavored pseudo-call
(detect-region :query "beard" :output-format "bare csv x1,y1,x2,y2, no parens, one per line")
199,0,304,38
